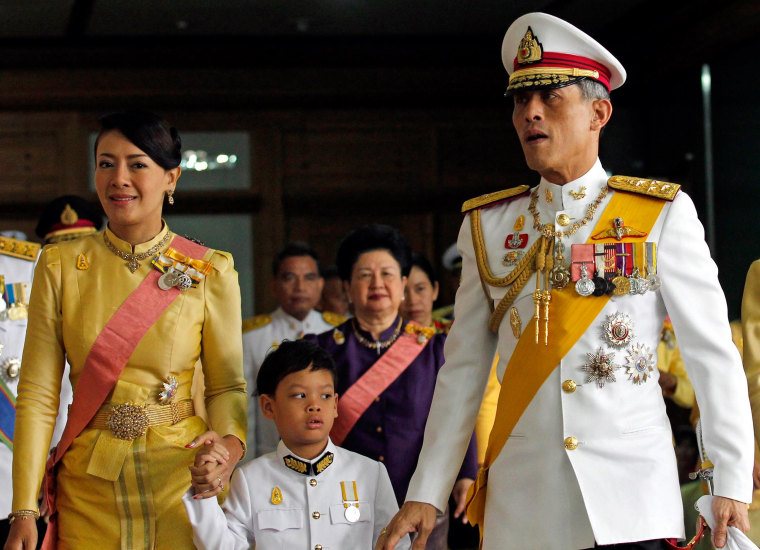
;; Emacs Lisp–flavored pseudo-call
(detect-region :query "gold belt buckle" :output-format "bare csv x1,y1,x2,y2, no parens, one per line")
107,402,149,440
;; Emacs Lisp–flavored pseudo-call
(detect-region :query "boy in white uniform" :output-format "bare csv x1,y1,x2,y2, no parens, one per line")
184,339,408,550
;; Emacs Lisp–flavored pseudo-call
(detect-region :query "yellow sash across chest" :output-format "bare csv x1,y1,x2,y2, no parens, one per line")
465,189,668,536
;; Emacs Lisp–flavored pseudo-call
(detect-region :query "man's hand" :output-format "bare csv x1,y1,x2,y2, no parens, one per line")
451,478,474,524
753,460,760,491
710,495,750,548
375,501,437,550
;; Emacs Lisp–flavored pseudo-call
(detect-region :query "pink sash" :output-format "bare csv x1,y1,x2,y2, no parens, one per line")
42,234,208,549
330,324,429,445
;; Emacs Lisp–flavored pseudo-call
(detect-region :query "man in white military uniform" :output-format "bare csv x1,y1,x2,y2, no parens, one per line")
0,233,75,544
1,201,97,543
380,12,753,550
242,242,343,458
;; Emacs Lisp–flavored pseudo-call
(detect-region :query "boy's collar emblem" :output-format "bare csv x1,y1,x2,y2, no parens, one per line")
283,451,335,476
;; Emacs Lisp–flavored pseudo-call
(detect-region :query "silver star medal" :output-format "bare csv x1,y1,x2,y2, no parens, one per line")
582,348,620,388
601,312,634,348
625,343,654,384
0,357,21,384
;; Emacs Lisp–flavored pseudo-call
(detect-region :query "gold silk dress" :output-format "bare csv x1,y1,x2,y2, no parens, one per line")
12,225,247,549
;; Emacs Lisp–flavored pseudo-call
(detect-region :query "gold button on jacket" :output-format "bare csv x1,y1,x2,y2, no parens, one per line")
564,436,579,450
562,380,577,393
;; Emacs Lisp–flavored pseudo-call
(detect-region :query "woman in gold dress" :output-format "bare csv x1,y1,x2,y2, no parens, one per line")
5,112,246,549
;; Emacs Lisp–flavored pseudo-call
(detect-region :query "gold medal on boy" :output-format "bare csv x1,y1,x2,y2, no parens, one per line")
271,486,283,505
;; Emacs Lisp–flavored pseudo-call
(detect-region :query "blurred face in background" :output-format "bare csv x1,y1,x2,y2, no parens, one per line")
319,276,350,316
272,255,324,321
400,266,439,327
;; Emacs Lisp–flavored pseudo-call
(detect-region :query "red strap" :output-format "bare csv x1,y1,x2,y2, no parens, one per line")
41,234,207,549
665,518,707,549
330,327,428,446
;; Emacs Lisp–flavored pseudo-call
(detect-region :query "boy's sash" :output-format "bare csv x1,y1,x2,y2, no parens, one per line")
330,322,430,446
465,191,667,537
41,234,208,549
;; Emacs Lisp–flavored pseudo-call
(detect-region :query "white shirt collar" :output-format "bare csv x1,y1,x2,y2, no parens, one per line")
536,158,608,213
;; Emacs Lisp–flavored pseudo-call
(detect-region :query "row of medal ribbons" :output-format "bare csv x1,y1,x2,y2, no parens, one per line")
570,242,660,297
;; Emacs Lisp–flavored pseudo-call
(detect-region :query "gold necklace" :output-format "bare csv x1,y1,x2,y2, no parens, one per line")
352,317,403,355
103,231,172,273
529,186,608,239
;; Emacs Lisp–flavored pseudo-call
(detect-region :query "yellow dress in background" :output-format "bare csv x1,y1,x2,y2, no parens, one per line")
13,225,247,549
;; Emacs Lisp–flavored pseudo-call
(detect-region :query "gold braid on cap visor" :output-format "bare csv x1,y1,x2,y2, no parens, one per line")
508,67,601,90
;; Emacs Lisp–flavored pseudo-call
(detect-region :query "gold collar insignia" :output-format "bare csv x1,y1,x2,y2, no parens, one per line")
283,451,335,476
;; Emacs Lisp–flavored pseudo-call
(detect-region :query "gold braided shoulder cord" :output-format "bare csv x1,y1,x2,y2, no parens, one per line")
488,263,536,333
470,209,541,287
469,209,542,332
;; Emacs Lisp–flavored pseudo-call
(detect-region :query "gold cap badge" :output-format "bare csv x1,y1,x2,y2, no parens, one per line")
517,27,543,65
60,203,79,225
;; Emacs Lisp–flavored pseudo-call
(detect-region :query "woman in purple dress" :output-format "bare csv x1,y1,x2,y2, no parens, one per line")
305,224,477,549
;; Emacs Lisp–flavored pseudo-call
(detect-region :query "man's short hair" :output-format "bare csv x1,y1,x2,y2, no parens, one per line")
272,242,320,276
577,78,610,102
255,340,337,396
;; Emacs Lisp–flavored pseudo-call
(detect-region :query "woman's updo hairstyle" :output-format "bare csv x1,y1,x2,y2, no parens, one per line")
94,110,182,171
409,252,438,286
336,224,412,282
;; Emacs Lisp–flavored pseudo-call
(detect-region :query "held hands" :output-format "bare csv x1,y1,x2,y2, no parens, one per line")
374,501,438,550
708,495,750,548
187,430,243,500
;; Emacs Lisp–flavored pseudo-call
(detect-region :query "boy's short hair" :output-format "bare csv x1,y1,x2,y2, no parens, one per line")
255,339,337,396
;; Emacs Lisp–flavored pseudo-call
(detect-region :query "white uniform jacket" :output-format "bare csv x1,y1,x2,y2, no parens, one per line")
183,439,409,550
242,308,336,458
0,246,72,518
405,160,754,549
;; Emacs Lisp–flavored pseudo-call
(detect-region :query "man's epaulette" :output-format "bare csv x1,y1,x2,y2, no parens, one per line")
607,176,680,201
322,311,347,327
242,314,272,333
461,185,530,213
0,236,41,261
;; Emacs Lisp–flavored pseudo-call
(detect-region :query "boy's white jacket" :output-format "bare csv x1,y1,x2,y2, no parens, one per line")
183,438,410,550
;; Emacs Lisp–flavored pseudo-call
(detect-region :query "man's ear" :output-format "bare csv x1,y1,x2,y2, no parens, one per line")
333,393,339,418
590,98,612,131
260,394,275,419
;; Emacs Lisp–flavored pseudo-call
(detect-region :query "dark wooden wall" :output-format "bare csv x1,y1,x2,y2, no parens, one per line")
1,29,759,317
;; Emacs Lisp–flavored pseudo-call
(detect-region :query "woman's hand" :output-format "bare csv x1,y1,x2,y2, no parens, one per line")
187,431,244,499
3,516,38,550
451,478,474,524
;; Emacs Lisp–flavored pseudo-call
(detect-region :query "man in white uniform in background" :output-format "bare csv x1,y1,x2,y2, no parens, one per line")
379,12,753,550
242,242,343,459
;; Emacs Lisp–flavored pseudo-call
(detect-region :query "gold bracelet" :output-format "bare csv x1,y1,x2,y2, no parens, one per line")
8,510,40,524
